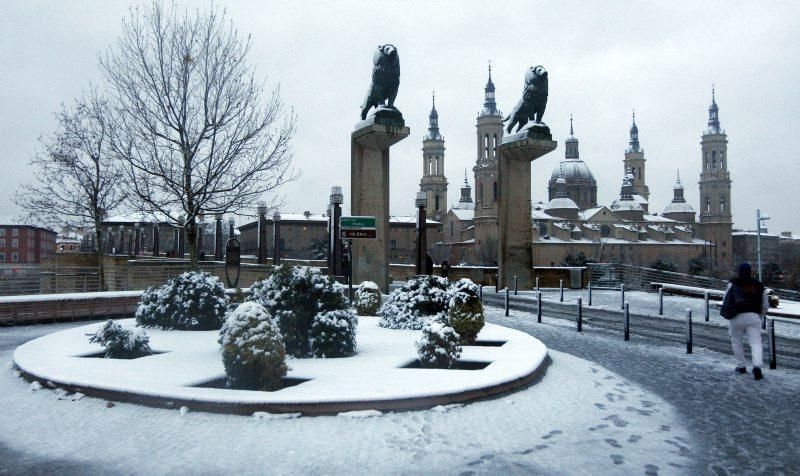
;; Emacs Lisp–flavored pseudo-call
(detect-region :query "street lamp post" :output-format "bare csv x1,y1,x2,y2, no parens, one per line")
134,223,140,255
152,219,160,257
228,216,235,240
757,209,771,281
257,201,268,264
329,186,343,276
214,213,224,261
273,211,282,265
415,191,427,276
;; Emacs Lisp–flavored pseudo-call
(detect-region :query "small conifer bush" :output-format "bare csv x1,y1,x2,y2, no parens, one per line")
88,320,152,359
415,319,462,368
135,271,228,330
219,302,288,391
354,281,382,316
308,309,358,357
379,275,450,330
249,265,351,357
447,279,485,344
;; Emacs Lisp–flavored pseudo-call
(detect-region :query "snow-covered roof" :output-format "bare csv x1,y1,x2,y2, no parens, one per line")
545,197,579,210
389,216,440,225
643,214,677,223
531,209,556,220
549,159,596,182
632,194,649,205
732,231,780,238
610,200,643,212
450,209,474,221
662,202,696,215
273,213,328,222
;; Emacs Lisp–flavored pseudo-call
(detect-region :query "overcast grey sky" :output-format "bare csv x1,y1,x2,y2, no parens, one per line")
1,1,798,233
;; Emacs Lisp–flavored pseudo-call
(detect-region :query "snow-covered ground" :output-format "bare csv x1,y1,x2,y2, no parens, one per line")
13,318,545,408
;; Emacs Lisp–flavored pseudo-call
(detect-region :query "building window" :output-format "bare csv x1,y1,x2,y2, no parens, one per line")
449,221,453,237
11,252,18,262
0,229,4,236
0,253,4,262
12,228,18,237
11,239,18,248
720,196,726,212
0,239,4,247
484,134,490,159
493,182,498,201
478,182,483,203
706,196,711,212
435,194,440,211
390,239,397,251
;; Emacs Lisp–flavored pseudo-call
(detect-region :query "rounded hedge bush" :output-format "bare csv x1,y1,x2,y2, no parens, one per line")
249,265,351,357
379,275,450,330
88,320,152,359
308,309,358,358
135,271,228,330
219,302,288,391
447,279,485,344
415,319,462,368
354,281,382,316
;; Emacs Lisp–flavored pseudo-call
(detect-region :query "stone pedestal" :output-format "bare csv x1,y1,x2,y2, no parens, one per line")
351,110,409,293
497,124,557,290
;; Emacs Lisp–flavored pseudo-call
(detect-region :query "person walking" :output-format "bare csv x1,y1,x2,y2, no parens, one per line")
720,263,769,380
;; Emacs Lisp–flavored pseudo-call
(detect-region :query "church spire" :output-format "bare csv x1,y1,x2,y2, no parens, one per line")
565,114,579,159
426,91,442,140
458,169,473,207
707,85,721,134
627,109,640,152
482,61,498,116
672,169,686,203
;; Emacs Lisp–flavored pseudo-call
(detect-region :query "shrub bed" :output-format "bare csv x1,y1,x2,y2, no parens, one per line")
378,275,450,330
415,319,462,368
135,271,228,330
354,281,382,316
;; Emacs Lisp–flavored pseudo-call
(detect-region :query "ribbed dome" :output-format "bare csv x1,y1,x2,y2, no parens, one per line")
610,199,643,212
663,202,696,214
550,160,596,181
546,197,579,211
632,194,649,205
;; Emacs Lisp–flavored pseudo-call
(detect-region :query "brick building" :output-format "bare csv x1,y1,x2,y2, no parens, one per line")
0,224,57,268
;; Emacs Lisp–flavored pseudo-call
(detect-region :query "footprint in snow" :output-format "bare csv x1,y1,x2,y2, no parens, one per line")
541,430,562,440
644,463,660,475
610,454,625,465
602,415,629,428
605,438,622,448
594,403,607,410
628,434,642,443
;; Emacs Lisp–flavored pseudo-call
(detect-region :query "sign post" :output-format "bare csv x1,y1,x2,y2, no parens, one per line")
340,216,377,239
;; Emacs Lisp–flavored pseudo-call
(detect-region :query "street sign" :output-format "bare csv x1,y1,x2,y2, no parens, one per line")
340,216,376,239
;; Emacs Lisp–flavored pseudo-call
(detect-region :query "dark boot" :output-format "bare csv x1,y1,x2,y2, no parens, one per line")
735,367,747,374
753,367,763,380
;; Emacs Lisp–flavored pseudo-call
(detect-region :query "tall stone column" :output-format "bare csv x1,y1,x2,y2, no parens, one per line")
350,112,409,293
497,126,557,290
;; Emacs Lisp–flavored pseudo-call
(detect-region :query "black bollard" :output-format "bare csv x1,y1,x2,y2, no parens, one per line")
577,297,583,332
768,318,777,370
537,291,542,323
479,285,483,302
535,276,540,291
514,276,518,295
686,308,693,354
620,284,625,310
658,287,664,316
624,302,630,341
704,292,710,322
588,282,593,306
559,279,564,302
495,275,499,293
505,287,510,317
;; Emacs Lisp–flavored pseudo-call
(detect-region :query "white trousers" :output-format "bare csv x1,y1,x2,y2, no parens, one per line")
728,312,763,368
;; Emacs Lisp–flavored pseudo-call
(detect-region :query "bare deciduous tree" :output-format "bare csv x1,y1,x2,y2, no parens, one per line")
15,90,125,289
102,2,296,268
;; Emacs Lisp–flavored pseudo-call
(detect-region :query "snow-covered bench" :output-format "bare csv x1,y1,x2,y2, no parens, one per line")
0,291,145,325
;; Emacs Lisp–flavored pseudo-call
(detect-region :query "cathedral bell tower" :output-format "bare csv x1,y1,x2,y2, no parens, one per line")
698,87,733,275
420,92,448,222
473,62,504,264
624,111,649,201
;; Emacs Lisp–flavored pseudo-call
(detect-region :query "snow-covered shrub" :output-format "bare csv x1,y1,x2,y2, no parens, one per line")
88,320,152,359
354,281,382,316
135,271,228,330
415,319,462,368
447,279,485,344
308,309,358,357
379,275,450,330
249,265,351,357
219,302,288,391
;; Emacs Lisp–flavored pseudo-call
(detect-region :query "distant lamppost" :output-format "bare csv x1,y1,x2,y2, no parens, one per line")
757,209,771,281
257,201,268,264
152,219,160,257
214,213,224,261
177,215,185,258
415,191,428,275
273,211,281,265
134,223,141,255
329,186,343,276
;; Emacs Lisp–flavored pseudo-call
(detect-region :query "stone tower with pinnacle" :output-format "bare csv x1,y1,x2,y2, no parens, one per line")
624,111,649,201
473,62,504,264
698,86,732,275
420,92,448,222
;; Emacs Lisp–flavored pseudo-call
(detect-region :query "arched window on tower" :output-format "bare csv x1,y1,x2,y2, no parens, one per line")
493,182,498,201
435,194,440,211
484,134,490,160
493,134,498,155
449,221,453,237
706,196,711,212
478,182,483,203
720,196,726,212
712,151,717,170
435,157,439,175
720,152,724,170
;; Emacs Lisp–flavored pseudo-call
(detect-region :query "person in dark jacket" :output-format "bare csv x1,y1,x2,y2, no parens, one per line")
440,260,450,279
425,254,433,276
722,262,768,380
